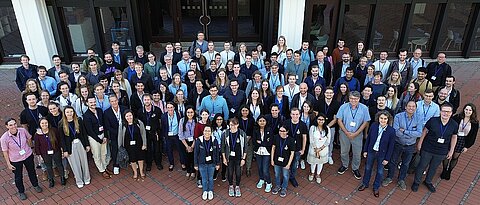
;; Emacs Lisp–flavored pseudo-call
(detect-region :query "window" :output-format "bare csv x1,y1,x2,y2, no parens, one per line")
438,3,473,52
0,6,25,57
371,4,404,52
63,7,95,55
343,4,370,49
407,3,437,53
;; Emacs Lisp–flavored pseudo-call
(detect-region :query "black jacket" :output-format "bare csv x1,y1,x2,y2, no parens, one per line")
82,108,105,143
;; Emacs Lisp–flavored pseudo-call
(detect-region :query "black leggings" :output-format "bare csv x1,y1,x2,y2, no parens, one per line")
443,152,462,170
227,159,241,186
184,141,195,174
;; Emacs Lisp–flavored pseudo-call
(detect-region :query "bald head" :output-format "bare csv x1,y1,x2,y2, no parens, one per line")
299,83,308,94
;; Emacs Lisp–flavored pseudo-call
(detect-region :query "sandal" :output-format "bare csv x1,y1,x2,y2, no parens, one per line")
133,175,138,181
140,175,146,182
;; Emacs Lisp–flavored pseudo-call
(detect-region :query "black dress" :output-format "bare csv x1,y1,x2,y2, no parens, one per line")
124,124,146,162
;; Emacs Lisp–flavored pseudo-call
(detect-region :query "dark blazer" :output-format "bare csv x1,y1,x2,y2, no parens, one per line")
387,60,412,89
161,111,181,138
333,61,356,86
48,66,72,79
252,127,274,153
426,62,452,87
16,64,38,91
59,119,90,154
83,108,106,143
188,89,209,109
268,95,290,118
453,114,479,149
137,105,163,139
308,60,332,86
111,50,129,69
116,90,130,108
130,73,154,93
130,92,143,115
290,93,316,110
68,72,87,92
363,122,396,162
103,105,127,141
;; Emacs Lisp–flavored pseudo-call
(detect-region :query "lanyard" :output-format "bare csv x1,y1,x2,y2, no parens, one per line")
242,119,249,131
461,119,469,131
69,123,77,138
40,129,52,150
434,64,444,77
290,122,299,137
128,125,135,141
349,104,359,119
423,103,431,118
145,110,152,126
11,134,23,149
301,114,310,127
230,132,238,150
187,120,195,136
271,117,279,129
271,74,278,87
324,101,330,114
279,137,287,156
404,113,414,130
168,114,176,132
378,125,386,138
439,121,449,139
204,139,211,156
294,64,300,74
288,86,295,100
28,109,40,126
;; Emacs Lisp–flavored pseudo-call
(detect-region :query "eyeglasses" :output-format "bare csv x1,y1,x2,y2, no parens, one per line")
317,119,325,121
279,130,287,132
216,119,223,121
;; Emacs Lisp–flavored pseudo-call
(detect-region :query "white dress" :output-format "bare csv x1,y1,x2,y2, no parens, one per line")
307,126,331,165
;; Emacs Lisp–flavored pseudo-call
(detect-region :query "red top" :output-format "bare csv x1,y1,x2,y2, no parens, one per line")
194,122,207,139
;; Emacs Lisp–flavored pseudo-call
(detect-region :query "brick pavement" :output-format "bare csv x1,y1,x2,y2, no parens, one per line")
0,62,479,205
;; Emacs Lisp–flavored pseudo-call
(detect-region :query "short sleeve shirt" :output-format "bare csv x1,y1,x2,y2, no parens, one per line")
0,128,33,162
273,136,295,167
422,117,459,155
337,103,371,132
284,120,308,151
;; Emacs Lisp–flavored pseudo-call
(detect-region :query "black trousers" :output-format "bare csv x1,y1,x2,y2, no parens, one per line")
41,152,64,180
11,154,39,193
227,159,241,186
146,134,162,168
110,139,119,167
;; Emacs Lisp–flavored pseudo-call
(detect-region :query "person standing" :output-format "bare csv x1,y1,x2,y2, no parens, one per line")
283,108,308,187
118,110,147,181
1,118,43,200
253,115,273,192
179,106,197,179
103,95,127,174
162,101,185,171
271,125,295,197
16,55,38,92
426,53,452,91
307,114,331,184
221,117,247,197
137,94,164,171
194,126,220,201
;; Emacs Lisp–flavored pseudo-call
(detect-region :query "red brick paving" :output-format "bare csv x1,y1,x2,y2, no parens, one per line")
0,62,479,204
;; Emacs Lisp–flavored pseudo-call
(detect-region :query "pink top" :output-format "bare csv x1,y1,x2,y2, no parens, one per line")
1,128,33,162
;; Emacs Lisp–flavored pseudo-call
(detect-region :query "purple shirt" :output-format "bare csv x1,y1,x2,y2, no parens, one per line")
1,128,33,162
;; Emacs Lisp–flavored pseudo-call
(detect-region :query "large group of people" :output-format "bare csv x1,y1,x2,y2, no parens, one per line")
2,32,478,201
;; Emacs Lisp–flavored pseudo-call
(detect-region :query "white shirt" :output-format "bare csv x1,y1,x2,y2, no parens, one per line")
373,60,391,81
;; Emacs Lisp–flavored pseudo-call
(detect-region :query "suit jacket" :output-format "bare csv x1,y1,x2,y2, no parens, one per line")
290,93,316,110
48,66,72,80
308,60,332,86
188,89,209,109
387,60,412,89
103,105,127,140
268,95,290,118
137,105,163,139
363,122,396,161
130,92,143,115
161,111,181,138
83,108,106,143
111,50,129,69
333,61,356,86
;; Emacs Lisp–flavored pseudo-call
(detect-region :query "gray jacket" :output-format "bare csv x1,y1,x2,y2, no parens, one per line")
118,120,147,148
221,129,247,162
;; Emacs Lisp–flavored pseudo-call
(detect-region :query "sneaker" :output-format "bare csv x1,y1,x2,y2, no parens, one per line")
382,178,393,187
235,186,241,197
64,169,69,179
300,160,306,170
222,175,227,182
228,185,235,197
208,191,214,200
352,170,362,180
280,188,287,197
33,186,43,193
18,193,27,200
265,183,272,193
202,191,208,200
113,167,120,175
328,157,334,165
397,180,407,191
308,174,314,182
256,180,265,189
77,184,84,188
272,186,281,195
411,183,419,192
337,166,348,175
197,180,203,188
85,181,91,185
423,181,436,193
316,175,322,184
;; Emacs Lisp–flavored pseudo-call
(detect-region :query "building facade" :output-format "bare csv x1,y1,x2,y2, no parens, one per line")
1,0,480,66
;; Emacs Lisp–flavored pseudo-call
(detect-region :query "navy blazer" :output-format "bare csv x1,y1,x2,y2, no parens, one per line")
103,106,127,140
161,111,181,138
83,108,106,143
290,93,316,110
363,122,396,162
308,60,332,86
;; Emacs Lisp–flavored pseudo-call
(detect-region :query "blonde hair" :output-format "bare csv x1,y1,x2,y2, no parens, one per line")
61,106,80,136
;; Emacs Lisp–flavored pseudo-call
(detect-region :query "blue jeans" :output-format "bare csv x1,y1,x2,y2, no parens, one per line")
387,142,415,181
165,136,186,166
274,165,289,189
289,151,301,180
362,151,384,191
256,154,271,184
199,163,215,192
414,150,445,184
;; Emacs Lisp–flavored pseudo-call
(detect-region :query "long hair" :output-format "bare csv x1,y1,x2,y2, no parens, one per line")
182,106,197,131
335,82,351,103
38,118,58,150
212,113,227,130
387,70,403,86
314,113,329,136
261,79,273,99
460,103,478,123
61,106,80,136
375,110,393,124
23,79,41,96
215,69,229,88
122,109,139,127
247,88,264,108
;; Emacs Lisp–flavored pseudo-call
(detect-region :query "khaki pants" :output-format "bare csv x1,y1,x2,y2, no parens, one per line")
88,136,108,172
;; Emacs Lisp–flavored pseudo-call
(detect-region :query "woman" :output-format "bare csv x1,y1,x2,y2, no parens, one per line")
22,79,41,108
385,86,399,110
212,114,227,181
75,75,90,97
247,89,264,121
118,110,147,181
322,46,334,68
252,115,273,192
37,90,50,107
168,73,188,98
34,118,65,187
47,102,62,129
144,52,161,83
179,106,197,179
256,43,267,60
110,70,132,98
441,103,479,180
300,101,316,170
225,60,234,76
111,81,130,107
221,117,247,197
260,80,273,106
358,111,395,197
269,85,290,118
238,105,256,177
364,65,375,86
386,70,403,98
334,83,350,104
246,71,263,97
307,114,330,184
271,125,295,198
313,84,324,102
271,36,289,63
59,106,90,188
234,43,248,65
365,49,376,67
192,47,207,72
194,109,210,188
159,82,174,103
173,89,188,118
215,69,229,96
352,41,366,64
73,85,89,118
396,82,422,113
194,125,220,200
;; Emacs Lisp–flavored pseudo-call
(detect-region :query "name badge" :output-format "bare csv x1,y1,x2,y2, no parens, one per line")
73,139,80,144
187,137,194,142
458,132,465,136
349,122,356,127
98,133,104,140
278,157,284,162
296,130,300,134
230,108,235,113
206,156,212,161
295,75,299,80
431,76,436,81
130,141,136,145
437,138,445,144
168,132,174,136
211,113,215,118
154,77,158,81
230,151,236,156
145,126,151,131
19,149,26,156
98,126,104,132
47,150,54,155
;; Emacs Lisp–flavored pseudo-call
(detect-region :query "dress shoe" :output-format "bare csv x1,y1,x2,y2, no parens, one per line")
373,190,379,197
146,166,152,171
48,179,55,188
102,172,111,179
357,184,367,191
105,169,114,175
60,177,66,186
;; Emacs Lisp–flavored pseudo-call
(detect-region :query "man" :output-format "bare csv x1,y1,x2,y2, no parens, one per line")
332,39,350,64
56,81,78,110
163,55,180,79
103,95,127,175
410,67,432,97
271,125,295,197
111,41,128,69
20,93,49,136
290,83,316,109
434,76,460,113
266,62,285,93
270,52,285,74
198,84,229,120
173,42,183,64
220,41,235,67
411,103,458,193
283,75,300,105
159,42,175,65
185,69,198,94
282,49,294,69
382,101,423,191
134,45,147,65
361,85,377,109
223,79,247,118
283,108,308,187
387,48,412,89
83,95,112,179
69,63,86,87
161,102,184,171
426,53,452,90
130,63,154,93
137,94,163,171
177,51,192,80
251,49,266,77
304,65,326,93
408,48,426,79
48,55,71,82
240,54,259,81
99,75,112,96
228,63,248,90
433,87,449,108
37,66,57,96
336,91,371,180
82,48,104,72
334,67,361,93
94,83,111,111
265,104,285,135
189,31,208,56
1,118,43,200
300,40,315,65
369,95,393,120
85,59,105,86
54,71,74,98
286,51,308,85
188,79,209,110
100,52,122,79
316,86,340,164
16,55,38,92
308,51,332,86
130,81,146,114
372,51,391,81
202,41,218,67
333,52,356,84
355,57,368,91
156,67,172,88
122,58,137,82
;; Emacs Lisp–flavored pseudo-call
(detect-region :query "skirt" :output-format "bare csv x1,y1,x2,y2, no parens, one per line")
454,135,465,153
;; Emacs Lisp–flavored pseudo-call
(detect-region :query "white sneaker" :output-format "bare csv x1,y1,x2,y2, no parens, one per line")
328,157,334,165
256,180,264,189
64,169,69,179
208,191,214,200
77,184,84,188
113,167,120,175
85,181,90,185
202,191,208,200
300,160,306,170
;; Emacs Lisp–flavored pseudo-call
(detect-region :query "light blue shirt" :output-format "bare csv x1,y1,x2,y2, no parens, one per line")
168,113,179,135
337,103,371,132
176,60,191,80
394,112,423,145
252,59,266,78
198,95,229,120
373,125,387,151
301,50,315,65
268,73,284,93
409,58,424,79
95,94,111,111
168,83,188,98
416,100,440,126
38,76,57,96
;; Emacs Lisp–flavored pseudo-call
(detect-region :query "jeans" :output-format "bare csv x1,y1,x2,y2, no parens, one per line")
256,154,271,184
339,131,363,170
414,150,445,184
199,163,215,192
289,151,301,180
42,152,64,180
146,134,162,168
387,142,415,181
11,154,39,193
328,127,336,158
274,165,290,189
165,136,186,166
362,151,384,191
227,159,241,186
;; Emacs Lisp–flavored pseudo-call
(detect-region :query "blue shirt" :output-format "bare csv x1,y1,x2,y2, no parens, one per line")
267,73,284,93
168,83,188,98
96,95,111,111
168,113,179,135
416,100,440,126
300,50,315,65
337,103,371,132
198,95,229,120
252,59,266,78
373,125,388,151
422,117,459,155
176,60,191,80
38,76,57,96
394,112,423,145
